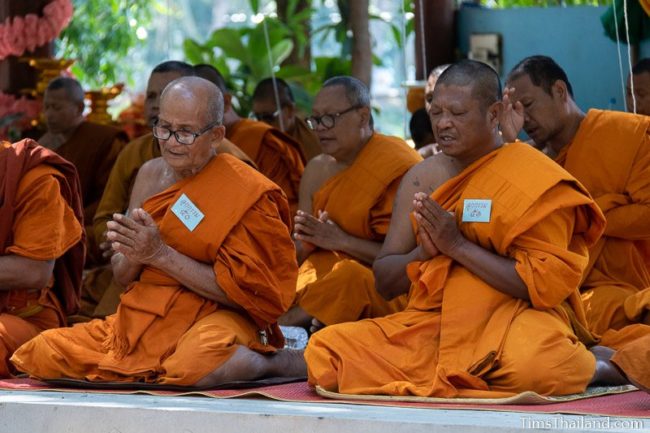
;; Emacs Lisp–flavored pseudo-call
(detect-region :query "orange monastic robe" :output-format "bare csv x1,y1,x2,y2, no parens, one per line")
83,134,256,319
227,118,305,214
556,109,650,336
12,154,297,385
0,140,84,377
296,134,421,325
306,142,605,398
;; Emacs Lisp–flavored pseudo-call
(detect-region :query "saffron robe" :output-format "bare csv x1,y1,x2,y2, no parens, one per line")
84,134,256,319
556,109,650,336
0,140,84,376
296,134,421,325
306,142,605,398
50,121,127,258
227,118,305,214
12,154,297,386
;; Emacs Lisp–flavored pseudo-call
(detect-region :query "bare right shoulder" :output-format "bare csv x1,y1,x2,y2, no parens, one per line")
128,157,170,212
298,154,343,212
401,153,454,196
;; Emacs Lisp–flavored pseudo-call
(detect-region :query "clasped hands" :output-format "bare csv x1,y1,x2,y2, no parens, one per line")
293,209,347,253
105,208,167,264
413,192,465,259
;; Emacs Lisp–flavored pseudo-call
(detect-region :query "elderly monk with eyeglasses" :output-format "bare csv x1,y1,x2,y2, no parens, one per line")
12,77,305,387
278,76,421,332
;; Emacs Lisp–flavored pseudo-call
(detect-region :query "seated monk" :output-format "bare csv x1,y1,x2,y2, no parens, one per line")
84,61,253,320
39,77,127,264
252,77,321,161
280,76,421,330
416,65,450,158
305,60,640,398
11,77,304,386
0,139,84,377
504,56,650,340
193,64,305,215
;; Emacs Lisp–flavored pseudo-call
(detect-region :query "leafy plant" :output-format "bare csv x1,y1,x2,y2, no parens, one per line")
57,0,153,89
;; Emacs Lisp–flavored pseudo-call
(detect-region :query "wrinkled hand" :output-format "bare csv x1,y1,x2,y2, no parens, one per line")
293,209,348,252
106,208,166,264
413,192,465,257
98,230,115,259
500,86,524,143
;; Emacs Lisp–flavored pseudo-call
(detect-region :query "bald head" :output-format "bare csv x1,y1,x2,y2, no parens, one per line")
46,77,85,105
436,60,501,112
253,77,294,106
507,55,574,98
161,76,224,125
194,64,228,94
321,76,373,129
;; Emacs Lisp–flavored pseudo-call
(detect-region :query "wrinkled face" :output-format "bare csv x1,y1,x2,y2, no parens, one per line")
144,71,184,127
310,85,365,161
506,74,565,147
428,84,496,159
43,88,83,133
251,97,294,132
157,91,223,174
626,72,650,116
424,73,438,113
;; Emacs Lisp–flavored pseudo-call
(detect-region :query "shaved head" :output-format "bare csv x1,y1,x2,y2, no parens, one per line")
161,76,224,125
436,60,501,112
194,64,228,94
253,77,294,106
46,77,85,105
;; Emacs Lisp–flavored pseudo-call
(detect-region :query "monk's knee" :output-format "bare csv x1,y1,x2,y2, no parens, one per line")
305,327,343,391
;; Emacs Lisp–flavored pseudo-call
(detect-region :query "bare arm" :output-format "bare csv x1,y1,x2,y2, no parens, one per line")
0,255,54,291
373,163,439,300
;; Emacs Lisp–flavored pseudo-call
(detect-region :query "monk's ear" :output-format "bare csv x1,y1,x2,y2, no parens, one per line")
551,80,569,101
488,101,502,128
75,101,85,116
357,106,371,127
210,124,226,142
223,93,233,111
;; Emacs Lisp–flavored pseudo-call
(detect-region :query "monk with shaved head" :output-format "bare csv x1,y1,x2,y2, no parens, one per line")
305,60,638,398
12,76,305,387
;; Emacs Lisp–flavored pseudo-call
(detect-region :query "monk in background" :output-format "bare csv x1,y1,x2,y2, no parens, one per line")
306,60,636,398
12,77,304,386
280,76,421,330
0,139,84,377
252,77,321,161
40,77,127,264
196,66,305,214
417,64,450,158
82,61,196,321
504,56,650,339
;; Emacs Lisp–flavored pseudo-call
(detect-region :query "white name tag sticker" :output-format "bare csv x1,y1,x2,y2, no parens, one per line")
171,193,205,231
462,199,492,223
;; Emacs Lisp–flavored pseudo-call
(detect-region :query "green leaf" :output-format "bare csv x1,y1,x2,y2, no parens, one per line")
249,0,260,14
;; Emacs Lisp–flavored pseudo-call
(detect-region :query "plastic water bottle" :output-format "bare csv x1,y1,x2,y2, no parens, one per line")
280,326,309,349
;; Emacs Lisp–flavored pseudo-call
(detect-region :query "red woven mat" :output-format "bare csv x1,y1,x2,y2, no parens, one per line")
0,378,648,418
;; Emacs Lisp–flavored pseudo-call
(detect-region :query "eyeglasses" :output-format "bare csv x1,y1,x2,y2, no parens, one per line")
153,120,220,145
251,110,280,123
306,105,362,130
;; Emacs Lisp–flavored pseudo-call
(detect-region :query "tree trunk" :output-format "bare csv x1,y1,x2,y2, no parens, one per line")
414,0,455,80
277,0,312,69
0,0,54,94
349,0,371,88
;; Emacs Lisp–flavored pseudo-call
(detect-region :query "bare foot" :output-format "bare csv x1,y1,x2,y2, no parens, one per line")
589,346,628,386
270,349,307,379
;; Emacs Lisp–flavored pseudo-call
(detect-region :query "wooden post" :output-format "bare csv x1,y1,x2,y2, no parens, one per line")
414,0,455,80
0,0,54,95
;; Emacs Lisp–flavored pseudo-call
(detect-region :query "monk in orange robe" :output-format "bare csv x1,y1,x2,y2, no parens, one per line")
306,61,632,398
505,56,650,338
252,77,321,161
279,76,421,329
12,77,304,386
83,61,253,320
39,77,126,263
194,65,305,214
0,139,84,377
